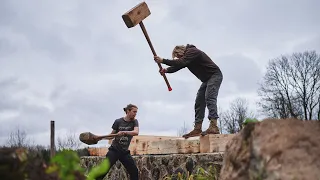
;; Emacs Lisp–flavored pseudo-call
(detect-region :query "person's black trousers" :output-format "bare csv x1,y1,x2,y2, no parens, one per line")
95,146,139,180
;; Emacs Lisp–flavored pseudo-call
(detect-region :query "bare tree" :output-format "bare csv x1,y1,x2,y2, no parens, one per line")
220,98,256,133
258,50,320,120
6,126,33,148
177,121,189,137
217,106,224,133
57,131,81,150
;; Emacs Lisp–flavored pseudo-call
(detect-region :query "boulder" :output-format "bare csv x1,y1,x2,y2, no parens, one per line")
220,118,320,180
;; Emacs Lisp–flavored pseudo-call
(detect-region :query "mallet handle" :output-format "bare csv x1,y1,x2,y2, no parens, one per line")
100,134,118,139
139,21,172,91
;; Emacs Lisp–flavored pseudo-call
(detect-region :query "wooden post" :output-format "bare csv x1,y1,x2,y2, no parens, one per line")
50,120,55,157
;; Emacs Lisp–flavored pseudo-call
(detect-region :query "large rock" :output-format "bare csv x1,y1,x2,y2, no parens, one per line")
80,153,223,179
220,118,320,180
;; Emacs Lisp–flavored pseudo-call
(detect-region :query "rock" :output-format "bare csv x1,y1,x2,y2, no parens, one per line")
151,166,160,180
185,157,195,174
219,118,320,180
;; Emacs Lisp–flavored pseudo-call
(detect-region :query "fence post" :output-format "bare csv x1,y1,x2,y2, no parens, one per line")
50,120,55,157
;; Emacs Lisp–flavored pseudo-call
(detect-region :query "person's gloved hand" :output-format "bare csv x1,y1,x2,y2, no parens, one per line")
154,56,163,63
159,68,167,75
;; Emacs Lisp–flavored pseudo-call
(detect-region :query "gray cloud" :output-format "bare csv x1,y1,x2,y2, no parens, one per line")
217,53,263,94
0,0,319,146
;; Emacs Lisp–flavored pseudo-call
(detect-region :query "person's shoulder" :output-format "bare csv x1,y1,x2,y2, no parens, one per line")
186,44,196,48
186,44,200,51
185,44,201,56
114,117,124,122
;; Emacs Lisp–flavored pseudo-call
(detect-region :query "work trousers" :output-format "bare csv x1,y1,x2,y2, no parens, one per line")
95,146,139,180
194,72,223,123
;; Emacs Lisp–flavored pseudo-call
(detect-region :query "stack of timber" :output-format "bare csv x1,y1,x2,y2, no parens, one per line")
87,134,235,156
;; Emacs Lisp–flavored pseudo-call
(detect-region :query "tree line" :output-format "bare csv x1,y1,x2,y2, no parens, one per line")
1,126,89,163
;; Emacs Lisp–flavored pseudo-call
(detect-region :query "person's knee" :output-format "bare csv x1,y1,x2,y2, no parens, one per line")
205,94,218,104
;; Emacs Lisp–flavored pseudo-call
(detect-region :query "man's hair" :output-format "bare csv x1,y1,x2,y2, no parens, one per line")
172,45,186,59
123,104,138,114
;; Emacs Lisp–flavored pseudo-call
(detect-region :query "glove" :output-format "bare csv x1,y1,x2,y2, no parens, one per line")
159,68,167,75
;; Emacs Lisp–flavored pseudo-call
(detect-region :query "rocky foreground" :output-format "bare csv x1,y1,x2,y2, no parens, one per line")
220,118,320,180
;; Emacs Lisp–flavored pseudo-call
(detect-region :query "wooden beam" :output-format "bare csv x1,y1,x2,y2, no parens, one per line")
87,147,108,156
200,134,235,153
128,135,185,155
139,137,200,155
88,135,200,156
87,134,236,156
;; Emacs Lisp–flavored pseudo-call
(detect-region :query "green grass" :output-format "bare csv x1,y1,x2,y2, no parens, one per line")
163,165,218,180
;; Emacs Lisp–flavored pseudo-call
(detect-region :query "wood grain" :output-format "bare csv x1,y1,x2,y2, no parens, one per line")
122,2,151,28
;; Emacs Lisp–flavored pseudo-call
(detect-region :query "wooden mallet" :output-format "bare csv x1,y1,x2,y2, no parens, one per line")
79,132,118,145
122,2,172,92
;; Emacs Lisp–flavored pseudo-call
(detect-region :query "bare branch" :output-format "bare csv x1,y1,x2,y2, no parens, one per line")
258,50,320,120
56,130,81,150
6,126,34,148
220,98,256,133
177,121,190,137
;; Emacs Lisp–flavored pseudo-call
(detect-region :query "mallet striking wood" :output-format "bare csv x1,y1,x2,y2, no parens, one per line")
122,2,172,91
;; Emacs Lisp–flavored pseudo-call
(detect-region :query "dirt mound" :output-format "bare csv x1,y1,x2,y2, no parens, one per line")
219,118,320,180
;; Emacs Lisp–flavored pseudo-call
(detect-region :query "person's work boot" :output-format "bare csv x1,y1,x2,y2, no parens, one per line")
182,121,202,139
201,119,220,136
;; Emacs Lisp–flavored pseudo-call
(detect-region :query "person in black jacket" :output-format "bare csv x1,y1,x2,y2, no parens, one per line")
154,44,223,138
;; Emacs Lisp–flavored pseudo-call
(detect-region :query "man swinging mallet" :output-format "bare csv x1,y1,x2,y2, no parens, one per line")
154,44,223,138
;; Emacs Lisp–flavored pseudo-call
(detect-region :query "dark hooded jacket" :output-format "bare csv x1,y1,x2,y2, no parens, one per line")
162,44,222,82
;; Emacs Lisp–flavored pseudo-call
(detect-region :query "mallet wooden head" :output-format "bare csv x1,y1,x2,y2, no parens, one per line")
79,132,99,145
122,2,151,28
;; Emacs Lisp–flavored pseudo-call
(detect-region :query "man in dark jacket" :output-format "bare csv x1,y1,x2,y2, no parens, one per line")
154,44,223,138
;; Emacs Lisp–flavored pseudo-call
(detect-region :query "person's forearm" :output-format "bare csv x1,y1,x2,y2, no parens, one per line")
123,131,138,136
162,59,185,66
162,59,175,66
166,66,183,73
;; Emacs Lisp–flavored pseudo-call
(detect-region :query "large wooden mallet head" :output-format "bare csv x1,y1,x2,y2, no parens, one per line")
122,2,151,28
122,2,172,91
79,132,117,145
79,132,99,145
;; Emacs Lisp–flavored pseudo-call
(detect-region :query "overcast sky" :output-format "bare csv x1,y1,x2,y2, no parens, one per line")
0,0,319,147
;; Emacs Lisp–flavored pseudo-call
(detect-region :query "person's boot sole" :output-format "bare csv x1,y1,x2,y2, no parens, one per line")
182,133,201,139
201,131,220,136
